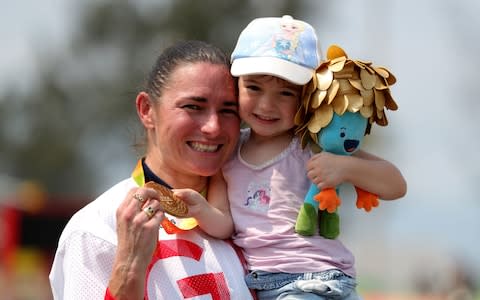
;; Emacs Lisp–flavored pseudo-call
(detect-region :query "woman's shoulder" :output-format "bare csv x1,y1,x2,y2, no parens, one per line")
58,178,136,246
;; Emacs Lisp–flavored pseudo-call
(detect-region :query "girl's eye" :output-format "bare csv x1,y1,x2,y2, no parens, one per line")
246,85,261,91
340,131,346,138
280,90,297,97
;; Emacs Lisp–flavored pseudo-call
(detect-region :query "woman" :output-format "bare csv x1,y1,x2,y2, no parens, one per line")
49,40,254,299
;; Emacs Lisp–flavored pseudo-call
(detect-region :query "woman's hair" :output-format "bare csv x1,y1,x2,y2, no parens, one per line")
146,40,231,99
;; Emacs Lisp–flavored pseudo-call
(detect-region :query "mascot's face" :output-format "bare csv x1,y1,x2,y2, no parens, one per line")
317,111,367,156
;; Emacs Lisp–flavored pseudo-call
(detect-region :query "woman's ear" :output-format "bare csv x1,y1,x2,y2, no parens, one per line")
136,91,155,129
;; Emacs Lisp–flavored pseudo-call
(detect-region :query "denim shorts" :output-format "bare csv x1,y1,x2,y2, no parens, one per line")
245,269,360,300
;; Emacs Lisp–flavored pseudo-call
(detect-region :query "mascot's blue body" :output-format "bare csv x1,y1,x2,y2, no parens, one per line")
294,45,398,239
297,112,378,238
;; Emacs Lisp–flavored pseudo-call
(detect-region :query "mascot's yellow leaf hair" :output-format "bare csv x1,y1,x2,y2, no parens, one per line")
294,45,399,148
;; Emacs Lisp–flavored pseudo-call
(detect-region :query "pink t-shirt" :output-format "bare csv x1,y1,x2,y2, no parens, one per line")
223,128,355,277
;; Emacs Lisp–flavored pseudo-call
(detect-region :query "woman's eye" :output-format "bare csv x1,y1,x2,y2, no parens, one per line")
183,104,201,110
221,108,239,117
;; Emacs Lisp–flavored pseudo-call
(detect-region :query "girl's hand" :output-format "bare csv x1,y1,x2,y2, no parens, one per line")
173,187,234,239
306,152,347,190
172,188,209,219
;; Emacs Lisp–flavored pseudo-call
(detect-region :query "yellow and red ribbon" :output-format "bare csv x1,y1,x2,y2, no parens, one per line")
132,159,199,234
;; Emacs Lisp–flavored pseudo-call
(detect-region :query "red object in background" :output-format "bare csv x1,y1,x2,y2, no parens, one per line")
0,205,21,272
1,195,88,270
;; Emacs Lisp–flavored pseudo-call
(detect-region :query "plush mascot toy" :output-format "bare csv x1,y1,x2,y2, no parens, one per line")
294,45,398,239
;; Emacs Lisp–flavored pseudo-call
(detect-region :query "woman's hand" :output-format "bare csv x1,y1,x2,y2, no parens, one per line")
108,186,165,300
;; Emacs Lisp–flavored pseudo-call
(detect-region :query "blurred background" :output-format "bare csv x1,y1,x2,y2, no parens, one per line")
1,0,479,299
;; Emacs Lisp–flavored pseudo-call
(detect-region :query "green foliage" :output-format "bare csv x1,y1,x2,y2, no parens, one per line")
0,0,306,197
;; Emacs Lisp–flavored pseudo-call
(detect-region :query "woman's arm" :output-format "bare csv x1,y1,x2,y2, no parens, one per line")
306,150,407,200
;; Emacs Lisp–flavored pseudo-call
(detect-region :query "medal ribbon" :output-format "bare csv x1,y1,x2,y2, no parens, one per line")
132,159,199,234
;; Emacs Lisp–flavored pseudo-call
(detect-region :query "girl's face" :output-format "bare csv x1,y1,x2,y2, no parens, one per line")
238,75,301,140
143,62,240,181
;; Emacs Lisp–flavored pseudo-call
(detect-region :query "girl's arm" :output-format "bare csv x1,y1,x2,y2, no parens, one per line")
307,150,407,200
174,172,234,239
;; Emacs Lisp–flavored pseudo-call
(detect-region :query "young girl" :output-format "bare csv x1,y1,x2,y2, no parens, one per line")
177,16,406,299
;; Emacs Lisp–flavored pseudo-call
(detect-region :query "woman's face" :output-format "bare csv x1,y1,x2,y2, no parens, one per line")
147,62,240,179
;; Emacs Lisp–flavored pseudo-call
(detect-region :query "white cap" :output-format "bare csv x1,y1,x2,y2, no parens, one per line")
231,15,321,85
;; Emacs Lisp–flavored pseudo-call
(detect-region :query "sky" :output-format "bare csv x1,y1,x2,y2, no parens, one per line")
0,1,75,92
1,0,479,295
310,0,480,290
309,0,480,292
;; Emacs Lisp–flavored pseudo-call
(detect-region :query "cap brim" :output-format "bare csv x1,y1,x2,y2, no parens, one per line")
231,57,314,85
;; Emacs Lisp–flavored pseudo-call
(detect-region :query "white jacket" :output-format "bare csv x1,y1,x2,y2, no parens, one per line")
49,178,253,300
